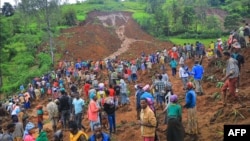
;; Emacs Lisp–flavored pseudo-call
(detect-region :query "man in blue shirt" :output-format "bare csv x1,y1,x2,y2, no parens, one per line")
72,93,86,130
89,123,111,141
191,60,204,95
184,82,198,140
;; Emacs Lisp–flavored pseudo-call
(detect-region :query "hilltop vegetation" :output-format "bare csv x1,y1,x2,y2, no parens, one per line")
0,0,249,95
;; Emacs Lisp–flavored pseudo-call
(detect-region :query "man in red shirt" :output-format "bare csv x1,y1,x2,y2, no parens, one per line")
83,81,91,98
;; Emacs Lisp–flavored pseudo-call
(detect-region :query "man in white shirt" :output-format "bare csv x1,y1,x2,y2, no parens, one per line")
179,64,189,90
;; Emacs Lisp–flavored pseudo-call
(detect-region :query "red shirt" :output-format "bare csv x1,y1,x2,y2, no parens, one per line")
84,83,91,96
109,88,115,97
53,81,59,87
127,68,132,75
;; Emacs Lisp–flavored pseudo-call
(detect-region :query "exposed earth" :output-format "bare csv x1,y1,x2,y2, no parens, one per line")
4,10,250,141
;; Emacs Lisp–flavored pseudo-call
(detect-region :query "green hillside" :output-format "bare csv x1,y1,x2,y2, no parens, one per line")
0,0,249,95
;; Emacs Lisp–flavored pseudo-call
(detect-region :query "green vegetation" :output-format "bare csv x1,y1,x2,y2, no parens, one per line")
0,0,248,94
167,36,228,47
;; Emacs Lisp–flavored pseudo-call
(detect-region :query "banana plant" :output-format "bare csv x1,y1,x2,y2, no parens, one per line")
216,82,224,88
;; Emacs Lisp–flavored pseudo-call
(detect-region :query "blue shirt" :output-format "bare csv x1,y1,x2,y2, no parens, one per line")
72,98,85,114
191,64,204,80
169,60,178,68
185,89,196,108
89,133,111,141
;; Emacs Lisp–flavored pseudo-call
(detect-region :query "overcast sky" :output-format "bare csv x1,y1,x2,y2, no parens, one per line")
0,0,86,8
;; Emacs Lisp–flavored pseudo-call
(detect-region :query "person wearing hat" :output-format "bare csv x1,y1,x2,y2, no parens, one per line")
46,98,59,132
165,94,184,141
69,121,88,141
23,122,36,141
231,44,245,93
184,82,198,140
87,93,101,131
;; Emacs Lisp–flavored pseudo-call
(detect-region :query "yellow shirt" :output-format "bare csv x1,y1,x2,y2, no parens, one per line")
97,90,106,100
70,131,88,141
210,43,215,50
207,50,213,57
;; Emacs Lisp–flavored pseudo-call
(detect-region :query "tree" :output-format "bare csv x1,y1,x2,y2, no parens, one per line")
2,2,15,17
182,6,195,30
206,15,221,31
224,14,241,31
19,0,62,66
63,9,77,26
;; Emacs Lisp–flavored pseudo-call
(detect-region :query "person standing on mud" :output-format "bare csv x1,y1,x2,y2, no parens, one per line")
131,63,138,83
72,93,86,131
59,91,71,130
231,43,244,93
169,58,178,77
221,51,239,105
184,82,198,140
87,93,101,131
138,98,157,141
46,98,59,132
166,94,184,141
191,60,204,96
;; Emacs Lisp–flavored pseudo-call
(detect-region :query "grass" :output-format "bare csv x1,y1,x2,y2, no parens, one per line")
167,36,228,47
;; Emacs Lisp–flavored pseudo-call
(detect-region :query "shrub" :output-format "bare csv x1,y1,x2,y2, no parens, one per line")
63,9,77,26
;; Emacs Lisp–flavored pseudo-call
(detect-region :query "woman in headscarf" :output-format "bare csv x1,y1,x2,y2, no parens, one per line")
166,94,184,141
119,79,128,106
23,122,36,141
87,93,100,131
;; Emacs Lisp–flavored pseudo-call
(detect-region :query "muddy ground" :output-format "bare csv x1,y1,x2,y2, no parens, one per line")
4,11,250,141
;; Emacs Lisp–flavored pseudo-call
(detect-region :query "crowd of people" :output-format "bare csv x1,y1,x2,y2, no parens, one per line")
0,22,248,141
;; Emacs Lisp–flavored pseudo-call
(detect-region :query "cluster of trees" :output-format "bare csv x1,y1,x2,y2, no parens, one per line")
1,2,15,17
127,0,249,38
0,0,78,93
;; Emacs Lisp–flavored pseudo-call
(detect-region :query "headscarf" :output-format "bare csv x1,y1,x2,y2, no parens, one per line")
90,93,96,100
170,94,178,103
23,122,35,138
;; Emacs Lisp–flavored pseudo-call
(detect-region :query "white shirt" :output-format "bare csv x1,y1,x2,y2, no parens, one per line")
179,57,184,65
179,67,189,78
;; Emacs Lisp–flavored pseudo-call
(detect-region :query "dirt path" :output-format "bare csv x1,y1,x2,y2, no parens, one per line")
96,13,154,60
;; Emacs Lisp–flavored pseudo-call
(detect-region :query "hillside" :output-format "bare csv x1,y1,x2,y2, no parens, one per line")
1,1,250,141
49,11,250,141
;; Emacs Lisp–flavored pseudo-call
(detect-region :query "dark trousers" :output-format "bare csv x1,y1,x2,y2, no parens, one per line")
75,112,85,130
171,68,176,76
61,110,70,129
108,114,116,134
